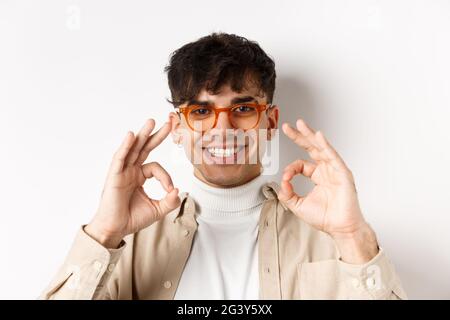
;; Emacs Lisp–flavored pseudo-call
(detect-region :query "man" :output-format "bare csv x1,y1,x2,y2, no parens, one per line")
41,33,406,299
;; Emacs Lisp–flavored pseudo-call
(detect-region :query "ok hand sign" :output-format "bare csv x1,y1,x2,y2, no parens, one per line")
278,119,378,263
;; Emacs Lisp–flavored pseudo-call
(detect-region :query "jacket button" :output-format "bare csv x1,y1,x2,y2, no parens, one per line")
183,229,190,237
366,277,376,289
107,263,115,272
163,280,172,289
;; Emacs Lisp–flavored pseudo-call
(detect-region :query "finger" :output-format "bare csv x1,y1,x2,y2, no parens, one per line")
278,179,305,214
136,121,172,165
282,159,317,181
282,123,322,162
295,118,321,150
125,119,156,166
141,162,174,192
109,131,136,174
155,187,181,216
315,130,348,171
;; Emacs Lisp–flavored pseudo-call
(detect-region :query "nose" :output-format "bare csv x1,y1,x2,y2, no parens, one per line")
214,109,234,131
205,109,237,146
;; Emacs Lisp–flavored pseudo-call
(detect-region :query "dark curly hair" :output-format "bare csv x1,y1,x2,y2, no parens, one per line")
164,32,276,108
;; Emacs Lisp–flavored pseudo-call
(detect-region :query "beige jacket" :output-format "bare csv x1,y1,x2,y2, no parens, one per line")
40,181,407,300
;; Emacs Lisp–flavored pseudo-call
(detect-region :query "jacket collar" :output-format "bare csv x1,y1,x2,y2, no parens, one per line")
172,180,287,222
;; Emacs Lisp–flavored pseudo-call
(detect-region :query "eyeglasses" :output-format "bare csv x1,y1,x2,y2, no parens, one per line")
177,103,273,132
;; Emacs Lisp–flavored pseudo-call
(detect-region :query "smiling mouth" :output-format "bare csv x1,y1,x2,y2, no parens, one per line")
203,145,246,157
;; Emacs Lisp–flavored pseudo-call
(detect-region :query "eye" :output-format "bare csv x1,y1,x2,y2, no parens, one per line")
191,107,211,115
234,105,255,113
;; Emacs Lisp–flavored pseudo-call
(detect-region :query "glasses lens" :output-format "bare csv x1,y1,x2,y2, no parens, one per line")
230,105,259,130
188,105,215,131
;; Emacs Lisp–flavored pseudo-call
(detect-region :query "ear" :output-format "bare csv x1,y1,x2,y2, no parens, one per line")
266,105,279,141
169,111,183,144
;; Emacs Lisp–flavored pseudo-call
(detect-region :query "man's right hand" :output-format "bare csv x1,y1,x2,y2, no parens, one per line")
85,118,180,249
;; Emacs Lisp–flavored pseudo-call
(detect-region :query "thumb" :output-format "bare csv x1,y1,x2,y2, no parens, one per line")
278,180,304,215
157,187,181,216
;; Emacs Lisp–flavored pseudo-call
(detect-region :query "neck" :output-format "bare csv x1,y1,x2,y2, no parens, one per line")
188,172,268,215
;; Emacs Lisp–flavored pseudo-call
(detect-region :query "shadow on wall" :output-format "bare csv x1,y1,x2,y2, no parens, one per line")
270,75,319,197
384,232,450,299
273,75,450,300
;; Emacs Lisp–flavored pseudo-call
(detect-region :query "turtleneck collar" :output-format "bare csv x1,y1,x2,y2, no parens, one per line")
187,173,269,217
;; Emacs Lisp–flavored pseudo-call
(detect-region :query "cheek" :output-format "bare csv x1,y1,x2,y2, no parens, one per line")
257,114,269,130
192,131,202,148
184,131,203,163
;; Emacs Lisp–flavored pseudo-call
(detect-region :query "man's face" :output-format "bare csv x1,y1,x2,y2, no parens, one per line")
170,84,278,188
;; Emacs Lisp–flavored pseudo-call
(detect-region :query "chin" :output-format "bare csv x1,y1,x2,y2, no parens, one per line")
197,164,259,187
202,165,242,183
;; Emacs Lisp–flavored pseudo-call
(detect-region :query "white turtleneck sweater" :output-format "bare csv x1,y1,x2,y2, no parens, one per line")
174,173,269,300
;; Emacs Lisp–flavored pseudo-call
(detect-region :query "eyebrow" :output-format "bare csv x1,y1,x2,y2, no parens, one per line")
187,95,257,106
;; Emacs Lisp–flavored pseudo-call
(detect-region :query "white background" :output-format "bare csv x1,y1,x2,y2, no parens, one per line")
1,0,449,299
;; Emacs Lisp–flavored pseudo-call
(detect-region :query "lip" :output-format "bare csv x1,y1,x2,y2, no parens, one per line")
202,145,247,149
202,145,247,165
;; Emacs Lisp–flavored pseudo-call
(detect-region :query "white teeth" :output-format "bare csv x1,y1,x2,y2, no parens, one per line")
206,147,243,157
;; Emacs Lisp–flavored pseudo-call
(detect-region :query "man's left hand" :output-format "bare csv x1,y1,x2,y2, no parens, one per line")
278,118,379,264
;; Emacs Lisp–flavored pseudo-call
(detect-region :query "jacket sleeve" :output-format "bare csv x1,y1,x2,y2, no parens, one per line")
298,247,408,300
39,226,126,300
